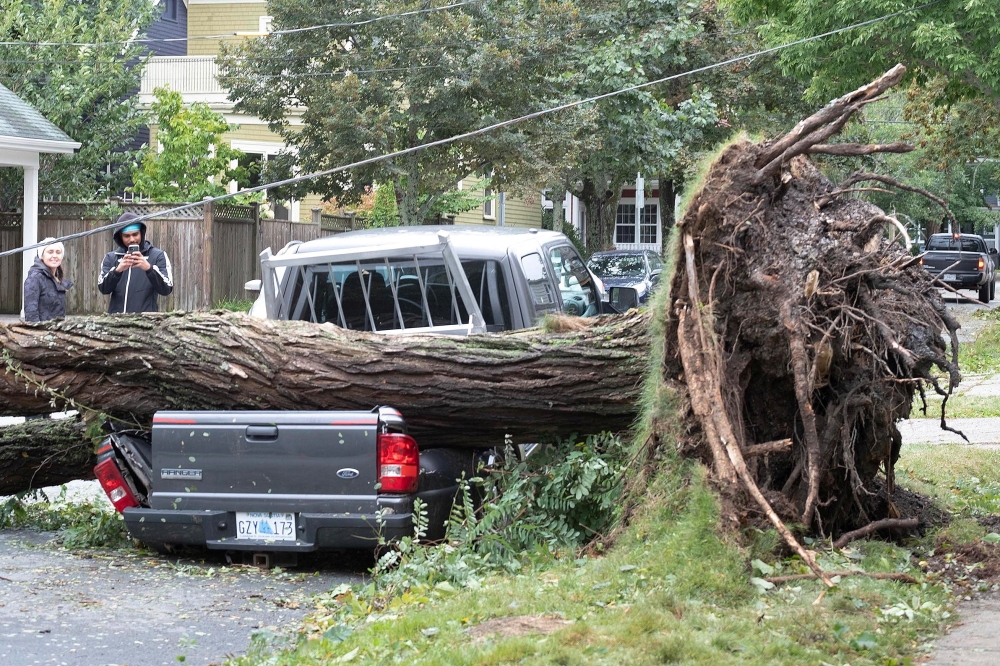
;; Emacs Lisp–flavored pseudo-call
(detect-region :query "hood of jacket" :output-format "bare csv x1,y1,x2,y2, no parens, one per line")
29,256,71,290
112,212,148,249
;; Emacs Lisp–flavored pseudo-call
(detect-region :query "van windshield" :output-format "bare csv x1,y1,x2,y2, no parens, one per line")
282,258,511,332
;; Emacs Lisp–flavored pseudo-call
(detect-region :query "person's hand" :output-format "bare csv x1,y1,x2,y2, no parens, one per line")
134,254,151,271
115,254,136,273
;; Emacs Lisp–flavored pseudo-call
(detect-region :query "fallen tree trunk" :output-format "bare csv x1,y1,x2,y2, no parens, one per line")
0,417,94,495
0,310,649,448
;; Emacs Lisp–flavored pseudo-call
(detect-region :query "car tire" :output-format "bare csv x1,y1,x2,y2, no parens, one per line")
991,277,996,302
980,281,991,303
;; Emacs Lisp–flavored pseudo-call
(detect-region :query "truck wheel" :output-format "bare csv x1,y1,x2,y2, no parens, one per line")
991,278,996,302
980,282,991,303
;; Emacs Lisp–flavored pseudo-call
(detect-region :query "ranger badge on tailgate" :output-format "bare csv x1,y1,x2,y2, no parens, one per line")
161,468,203,480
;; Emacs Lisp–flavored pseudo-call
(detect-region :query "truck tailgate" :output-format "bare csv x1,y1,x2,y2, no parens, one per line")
150,411,379,514
922,252,980,272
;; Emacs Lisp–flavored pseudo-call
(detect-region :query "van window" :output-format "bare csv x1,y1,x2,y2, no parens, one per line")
285,259,511,332
521,252,556,308
548,246,599,317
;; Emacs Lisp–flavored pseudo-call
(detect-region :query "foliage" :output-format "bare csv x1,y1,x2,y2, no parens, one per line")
218,0,591,226
365,184,399,228
0,0,159,209
130,87,246,202
0,486,130,549
214,297,255,312
722,0,1000,106
371,432,629,599
562,0,719,252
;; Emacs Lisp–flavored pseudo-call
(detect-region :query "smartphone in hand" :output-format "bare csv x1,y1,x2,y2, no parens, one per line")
127,244,140,255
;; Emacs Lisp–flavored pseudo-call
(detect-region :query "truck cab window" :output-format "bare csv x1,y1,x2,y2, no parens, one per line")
521,252,556,311
548,246,599,317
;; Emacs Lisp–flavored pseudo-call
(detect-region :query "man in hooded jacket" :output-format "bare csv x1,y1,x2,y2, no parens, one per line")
98,212,174,313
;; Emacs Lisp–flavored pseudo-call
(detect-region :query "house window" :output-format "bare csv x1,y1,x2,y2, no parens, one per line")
259,16,274,34
639,204,657,244
162,0,178,21
615,204,636,244
232,150,295,221
484,188,495,220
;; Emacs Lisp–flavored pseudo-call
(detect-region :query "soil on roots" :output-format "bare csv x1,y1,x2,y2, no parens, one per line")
663,139,959,539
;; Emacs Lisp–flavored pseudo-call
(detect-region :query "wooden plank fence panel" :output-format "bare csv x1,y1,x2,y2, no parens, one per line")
0,204,330,315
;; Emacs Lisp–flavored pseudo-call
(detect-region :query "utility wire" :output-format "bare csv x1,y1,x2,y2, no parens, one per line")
0,0,486,47
0,0,941,260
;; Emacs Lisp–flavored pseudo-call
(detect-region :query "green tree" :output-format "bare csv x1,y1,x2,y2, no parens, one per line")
722,0,1000,104
547,0,720,252
367,184,399,228
219,0,590,226
0,0,158,209
130,87,244,202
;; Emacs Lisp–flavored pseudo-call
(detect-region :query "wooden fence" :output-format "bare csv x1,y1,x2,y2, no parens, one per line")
0,203,341,315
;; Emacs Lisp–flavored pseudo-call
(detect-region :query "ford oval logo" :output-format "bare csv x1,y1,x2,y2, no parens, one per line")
336,468,360,479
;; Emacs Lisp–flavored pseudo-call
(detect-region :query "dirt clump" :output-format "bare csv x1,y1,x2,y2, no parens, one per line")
467,615,572,643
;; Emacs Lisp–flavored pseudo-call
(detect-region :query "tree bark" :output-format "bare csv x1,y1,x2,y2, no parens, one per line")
0,417,94,495
0,310,650,449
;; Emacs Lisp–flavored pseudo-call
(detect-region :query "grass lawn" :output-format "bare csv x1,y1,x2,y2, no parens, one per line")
231,454,957,665
910,313,1000,419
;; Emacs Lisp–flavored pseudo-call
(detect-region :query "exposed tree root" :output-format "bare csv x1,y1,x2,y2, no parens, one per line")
832,517,921,549
765,571,918,585
659,64,958,565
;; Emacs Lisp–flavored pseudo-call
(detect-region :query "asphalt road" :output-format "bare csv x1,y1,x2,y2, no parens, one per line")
0,529,364,666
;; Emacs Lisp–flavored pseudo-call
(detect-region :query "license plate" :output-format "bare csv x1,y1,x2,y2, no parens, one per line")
943,274,957,281
235,512,296,541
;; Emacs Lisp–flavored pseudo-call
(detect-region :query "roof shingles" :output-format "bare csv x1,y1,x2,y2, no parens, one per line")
0,82,76,144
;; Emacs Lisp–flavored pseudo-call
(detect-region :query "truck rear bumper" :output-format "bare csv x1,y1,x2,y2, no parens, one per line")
122,495,416,552
933,271,987,288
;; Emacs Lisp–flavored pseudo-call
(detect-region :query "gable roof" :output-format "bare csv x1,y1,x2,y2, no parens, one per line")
0,82,80,153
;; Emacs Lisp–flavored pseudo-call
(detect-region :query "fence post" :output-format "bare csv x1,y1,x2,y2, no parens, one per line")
311,207,322,227
347,211,356,231
253,202,262,279
202,197,214,309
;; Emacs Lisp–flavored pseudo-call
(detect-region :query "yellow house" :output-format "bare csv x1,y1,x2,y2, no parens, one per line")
140,0,542,228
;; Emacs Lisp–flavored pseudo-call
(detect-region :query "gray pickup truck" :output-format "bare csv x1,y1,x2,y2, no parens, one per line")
921,233,997,302
95,408,487,564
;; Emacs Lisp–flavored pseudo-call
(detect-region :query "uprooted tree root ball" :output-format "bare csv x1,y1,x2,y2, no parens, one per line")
657,64,961,581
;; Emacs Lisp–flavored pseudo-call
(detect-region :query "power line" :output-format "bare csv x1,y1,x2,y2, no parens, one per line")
0,0,941,260
0,0,486,48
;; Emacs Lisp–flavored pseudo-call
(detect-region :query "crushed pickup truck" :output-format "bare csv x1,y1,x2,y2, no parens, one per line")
921,233,997,302
96,408,488,565
96,226,632,561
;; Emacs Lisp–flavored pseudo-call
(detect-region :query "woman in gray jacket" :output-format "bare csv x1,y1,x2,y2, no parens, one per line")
23,238,74,322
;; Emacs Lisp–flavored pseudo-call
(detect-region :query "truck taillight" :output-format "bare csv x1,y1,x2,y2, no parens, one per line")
377,432,419,493
94,458,139,512
979,257,985,270
919,257,924,266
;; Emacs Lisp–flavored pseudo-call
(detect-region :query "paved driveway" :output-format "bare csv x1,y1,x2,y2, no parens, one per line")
0,530,364,666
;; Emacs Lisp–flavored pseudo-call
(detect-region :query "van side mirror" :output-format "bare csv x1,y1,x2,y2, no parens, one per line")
245,279,262,292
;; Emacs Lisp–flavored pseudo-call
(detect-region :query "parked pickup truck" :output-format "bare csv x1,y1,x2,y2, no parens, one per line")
95,408,490,565
921,233,997,302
